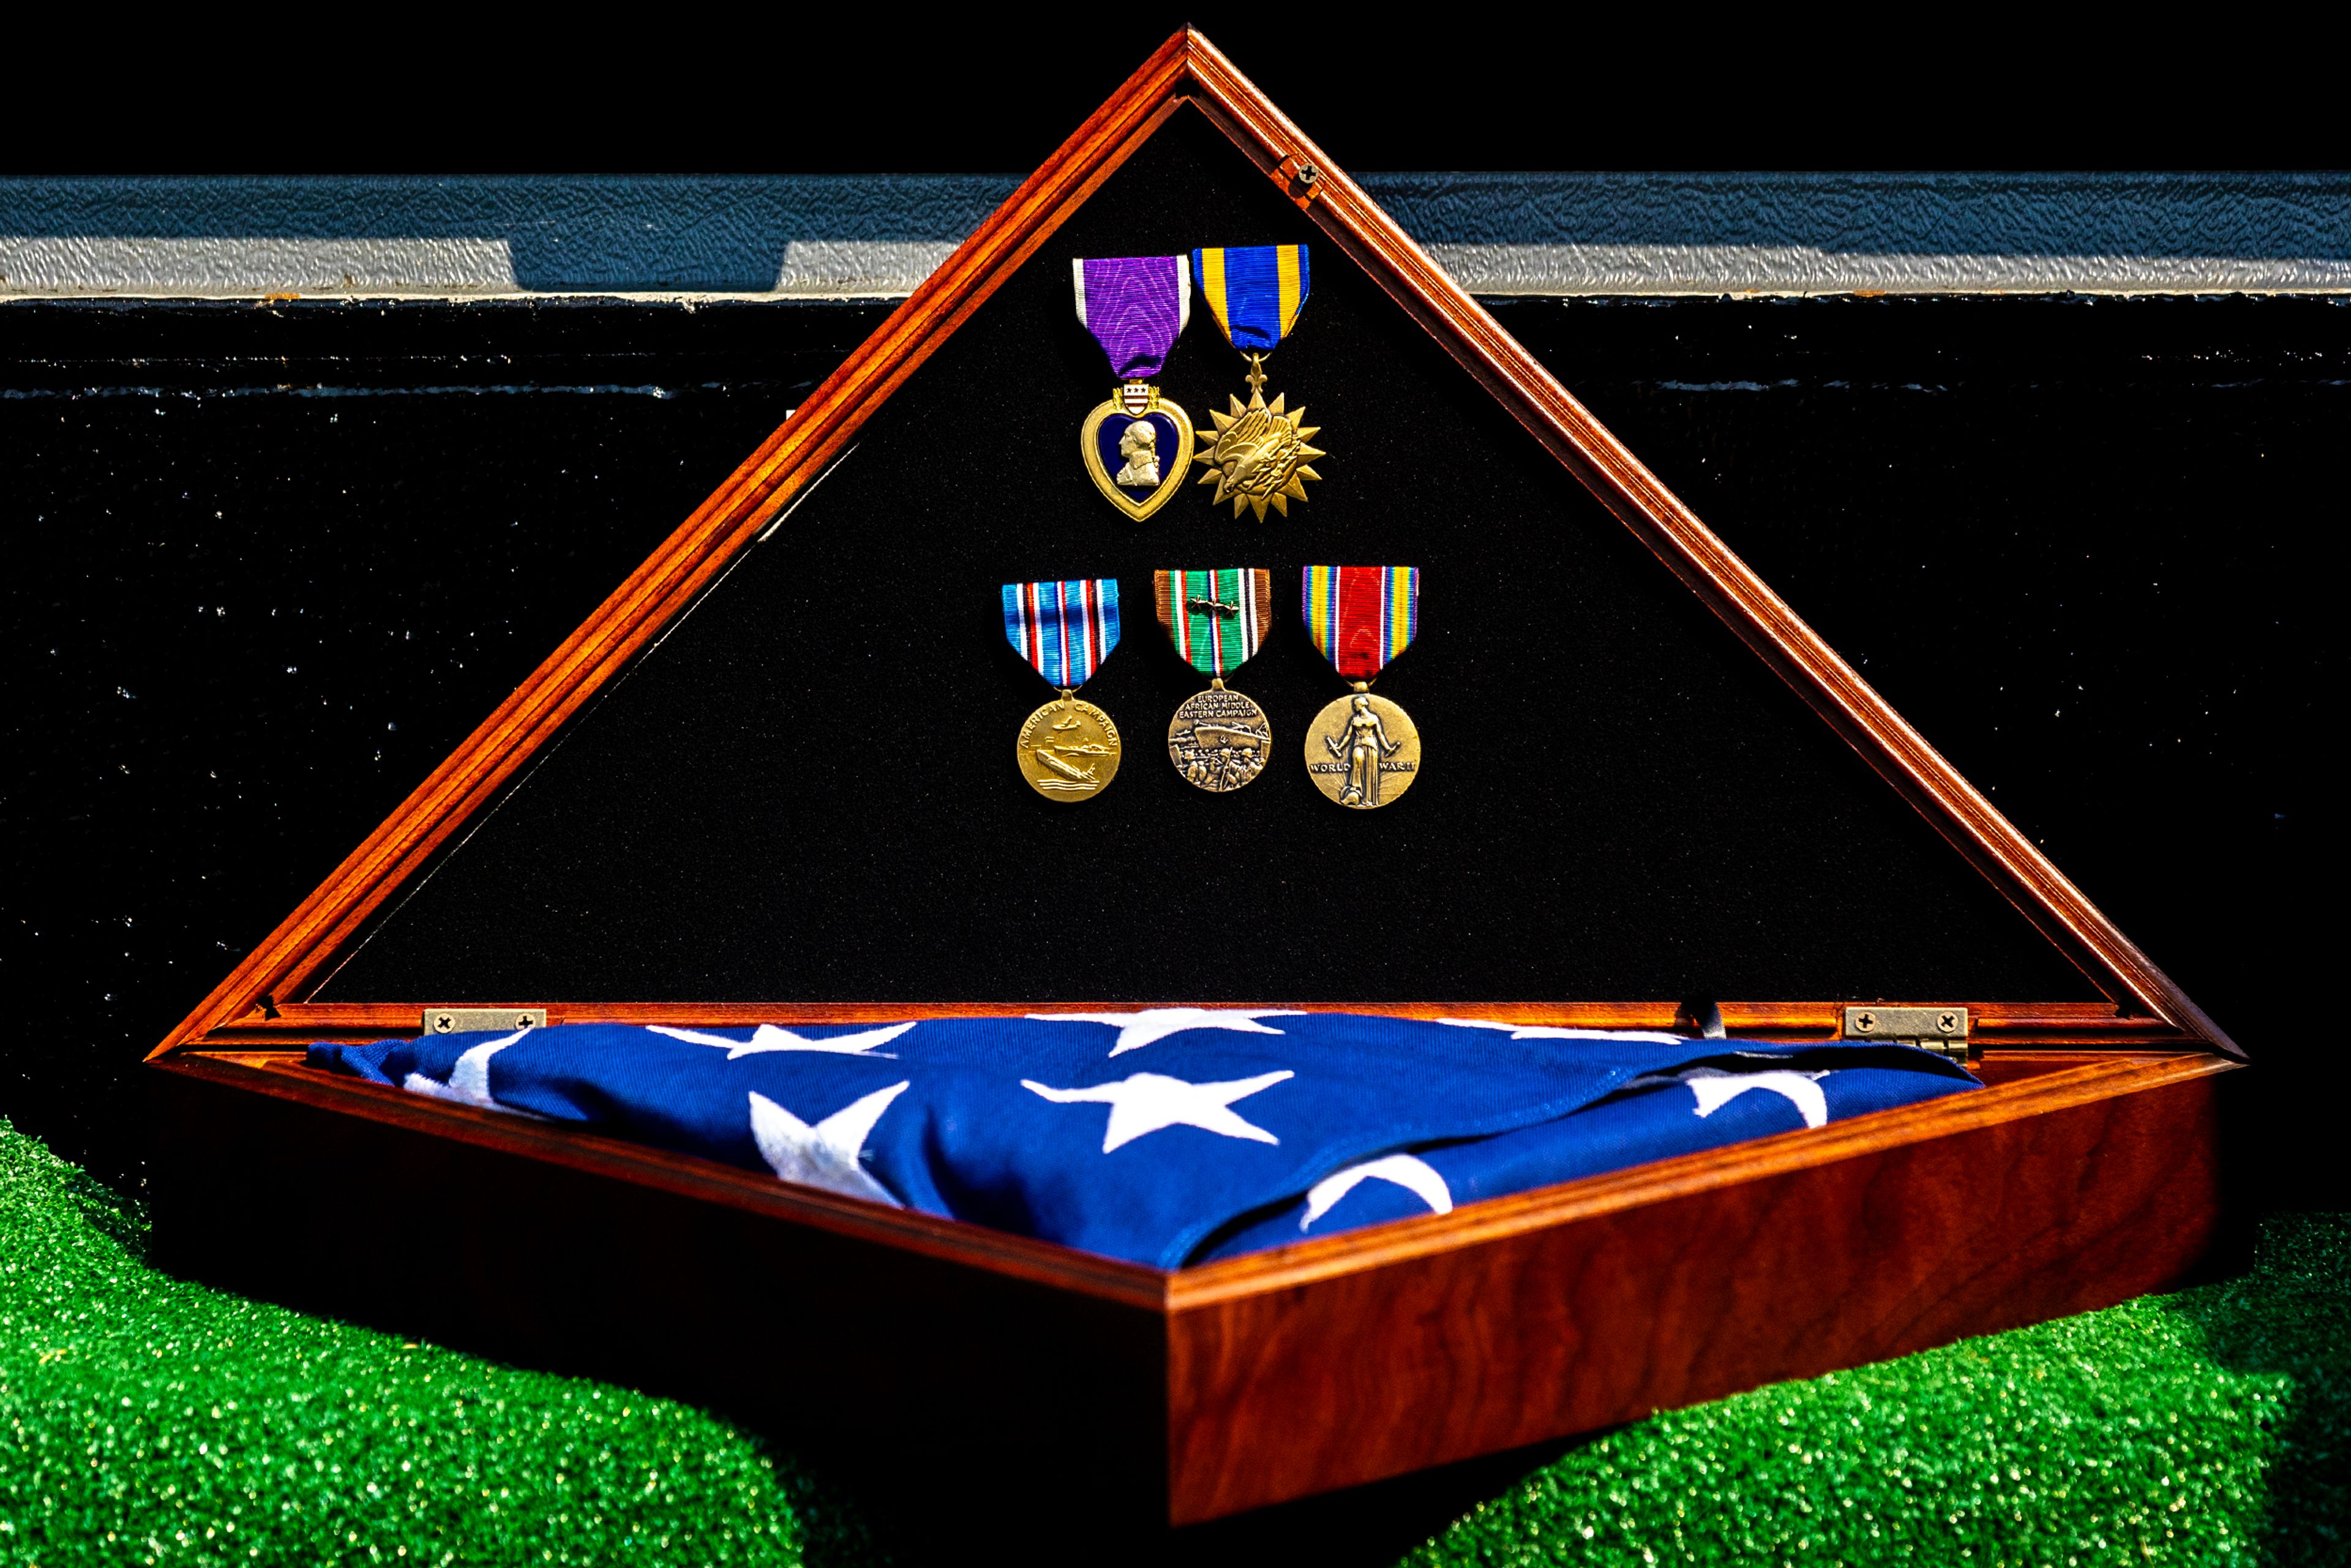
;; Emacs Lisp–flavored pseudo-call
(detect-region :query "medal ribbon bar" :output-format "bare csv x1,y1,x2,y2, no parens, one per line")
1194,245,1311,353
1002,579,1122,688
1071,255,1191,380
1153,568,1272,678
1303,565,1420,680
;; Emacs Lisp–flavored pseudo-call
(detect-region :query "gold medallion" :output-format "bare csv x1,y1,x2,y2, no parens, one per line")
1304,686,1420,809
1079,382,1195,522
1167,680,1273,793
1016,692,1123,802
1193,356,1324,521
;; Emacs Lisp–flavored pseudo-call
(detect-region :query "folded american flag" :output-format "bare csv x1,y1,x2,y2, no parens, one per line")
310,1011,1976,1268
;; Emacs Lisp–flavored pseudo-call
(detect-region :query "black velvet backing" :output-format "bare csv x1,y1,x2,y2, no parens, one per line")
319,111,2096,1006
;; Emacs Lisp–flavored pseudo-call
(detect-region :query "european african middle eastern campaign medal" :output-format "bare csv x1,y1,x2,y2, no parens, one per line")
1191,244,1325,520
1072,255,1195,521
1154,567,1275,793
1302,566,1422,809
1003,579,1123,801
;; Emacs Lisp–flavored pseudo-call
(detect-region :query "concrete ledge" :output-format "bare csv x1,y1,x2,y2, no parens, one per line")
3,173,2345,299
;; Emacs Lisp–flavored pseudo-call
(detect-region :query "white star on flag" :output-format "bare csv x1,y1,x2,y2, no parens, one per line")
1300,1153,1453,1231
1679,1066,1831,1128
1023,1069,1294,1152
1026,1008,1307,1056
403,1026,539,1114
748,1081,910,1206
650,1022,916,1060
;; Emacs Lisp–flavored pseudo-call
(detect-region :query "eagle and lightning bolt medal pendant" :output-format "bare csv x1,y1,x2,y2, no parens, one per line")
1193,245,1325,520
1302,566,1423,809
1003,579,1124,801
1155,568,1274,792
1071,255,1194,522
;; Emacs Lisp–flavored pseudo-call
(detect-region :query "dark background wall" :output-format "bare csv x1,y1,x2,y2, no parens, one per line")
20,19,2337,176
3,293,2335,1202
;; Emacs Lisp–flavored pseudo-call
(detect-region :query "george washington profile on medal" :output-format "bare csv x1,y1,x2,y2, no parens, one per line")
1114,419,1161,487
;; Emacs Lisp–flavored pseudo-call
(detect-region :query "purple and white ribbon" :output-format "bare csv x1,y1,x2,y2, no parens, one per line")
1071,254,1192,380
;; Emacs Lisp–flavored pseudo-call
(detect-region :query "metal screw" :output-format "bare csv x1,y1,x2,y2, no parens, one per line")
430,1013,454,1033
1855,1011,1877,1032
516,1014,536,1030
1295,160,1319,187
1938,1011,1959,1033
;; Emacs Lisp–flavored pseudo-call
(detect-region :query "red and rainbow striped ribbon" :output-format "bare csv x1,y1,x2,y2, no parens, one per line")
1153,568,1272,678
1302,566,1420,680
1002,579,1120,689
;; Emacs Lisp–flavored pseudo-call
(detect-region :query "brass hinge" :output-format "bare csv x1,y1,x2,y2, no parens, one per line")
422,1007,546,1035
1843,1005,1970,1063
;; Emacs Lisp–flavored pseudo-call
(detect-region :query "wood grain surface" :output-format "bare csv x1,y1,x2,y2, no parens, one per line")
1161,1052,2237,1521
151,1049,2239,1525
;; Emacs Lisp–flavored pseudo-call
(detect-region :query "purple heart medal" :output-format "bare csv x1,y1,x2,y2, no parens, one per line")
1072,255,1196,521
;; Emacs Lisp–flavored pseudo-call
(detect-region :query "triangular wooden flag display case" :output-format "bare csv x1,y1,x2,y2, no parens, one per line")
146,32,2242,1529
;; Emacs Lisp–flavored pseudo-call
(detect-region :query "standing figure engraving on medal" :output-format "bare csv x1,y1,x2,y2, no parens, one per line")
1326,692,1403,808
1301,566,1423,810
1072,255,1195,521
1192,244,1325,520
1003,579,1125,801
1155,568,1275,793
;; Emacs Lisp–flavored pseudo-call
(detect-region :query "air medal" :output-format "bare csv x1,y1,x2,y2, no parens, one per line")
1003,579,1124,801
1302,566,1422,809
1072,255,1195,521
1155,568,1275,793
1191,244,1325,519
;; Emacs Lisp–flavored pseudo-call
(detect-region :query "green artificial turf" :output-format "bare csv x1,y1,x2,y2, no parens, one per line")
1,1115,2344,1567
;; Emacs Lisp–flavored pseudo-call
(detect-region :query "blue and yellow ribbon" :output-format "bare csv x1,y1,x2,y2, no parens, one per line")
1193,245,1310,355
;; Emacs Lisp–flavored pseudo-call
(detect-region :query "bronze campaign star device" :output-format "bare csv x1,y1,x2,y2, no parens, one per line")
1154,568,1275,792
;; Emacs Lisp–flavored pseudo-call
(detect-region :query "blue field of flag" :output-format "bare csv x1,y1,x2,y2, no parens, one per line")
311,1011,1978,1269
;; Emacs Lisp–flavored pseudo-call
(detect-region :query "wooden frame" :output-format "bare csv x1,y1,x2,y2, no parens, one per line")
147,29,2233,1057
151,1043,2235,1525
143,29,2246,1528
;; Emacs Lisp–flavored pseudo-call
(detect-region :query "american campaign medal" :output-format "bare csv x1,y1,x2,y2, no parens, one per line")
1154,567,1275,792
1302,566,1422,809
1073,255,1195,521
1003,579,1124,801
1191,244,1325,520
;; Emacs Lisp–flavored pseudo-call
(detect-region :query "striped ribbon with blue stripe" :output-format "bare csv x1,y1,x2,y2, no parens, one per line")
1302,565,1420,680
1002,579,1121,689
1193,245,1310,355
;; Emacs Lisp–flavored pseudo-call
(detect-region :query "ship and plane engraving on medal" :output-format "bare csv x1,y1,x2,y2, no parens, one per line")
1016,695,1123,798
1000,244,1422,808
1003,565,1420,809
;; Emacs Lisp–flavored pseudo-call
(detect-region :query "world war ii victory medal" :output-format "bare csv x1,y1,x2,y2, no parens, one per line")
1302,566,1422,809
1003,579,1123,801
1154,568,1275,792
1192,244,1325,519
1073,255,1195,521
